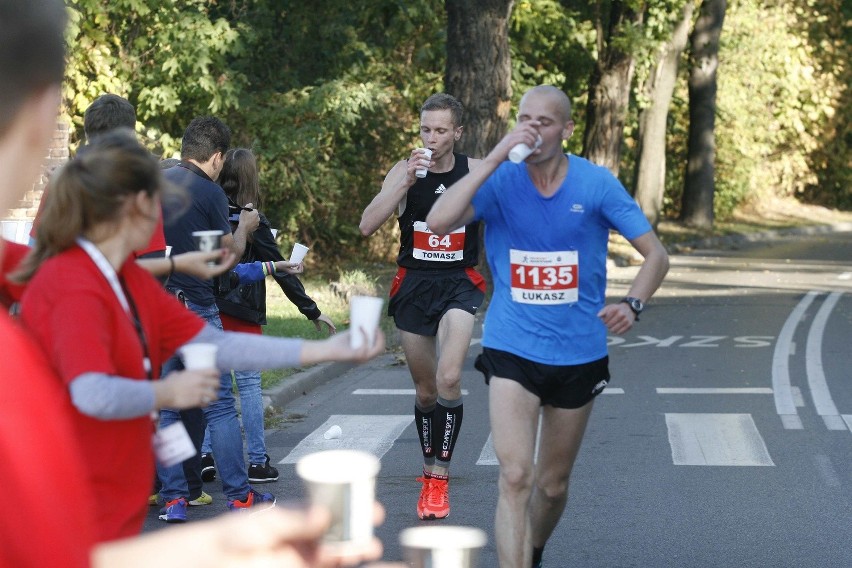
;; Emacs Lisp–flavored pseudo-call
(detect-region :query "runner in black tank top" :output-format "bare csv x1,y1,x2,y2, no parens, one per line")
396,152,479,270
359,94,485,521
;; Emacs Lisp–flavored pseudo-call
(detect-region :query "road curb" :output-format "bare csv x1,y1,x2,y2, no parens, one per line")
265,361,357,411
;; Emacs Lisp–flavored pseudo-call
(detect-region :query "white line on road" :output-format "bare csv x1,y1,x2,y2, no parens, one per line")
657,388,773,394
773,291,820,429
351,387,620,396
278,415,411,464
805,292,846,431
352,389,470,396
665,413,775,466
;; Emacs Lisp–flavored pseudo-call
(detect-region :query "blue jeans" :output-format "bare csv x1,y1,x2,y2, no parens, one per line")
157,301,250,502
202,368,267,464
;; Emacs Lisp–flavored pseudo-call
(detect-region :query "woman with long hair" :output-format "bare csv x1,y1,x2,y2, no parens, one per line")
200,147,336,484
15,131,383,543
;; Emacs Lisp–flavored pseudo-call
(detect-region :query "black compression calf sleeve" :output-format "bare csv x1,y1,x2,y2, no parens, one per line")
434,396,463,466
414,402,436,462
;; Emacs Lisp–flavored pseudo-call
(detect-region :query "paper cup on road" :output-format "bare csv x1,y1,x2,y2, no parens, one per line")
179,343,218,371
415,148,433,178
290,242,309,264
296,450,380,553
349,295,384,349
400,526,488,568
324,425,343,440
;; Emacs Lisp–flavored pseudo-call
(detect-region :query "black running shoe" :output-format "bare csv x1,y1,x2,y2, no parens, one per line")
248,454,279,483
200,452,216,483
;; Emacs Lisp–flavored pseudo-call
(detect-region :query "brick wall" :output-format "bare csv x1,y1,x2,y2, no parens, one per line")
5,122,69,221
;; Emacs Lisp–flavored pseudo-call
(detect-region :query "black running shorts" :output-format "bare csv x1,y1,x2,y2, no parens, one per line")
475,347,610,409
387,267,486,336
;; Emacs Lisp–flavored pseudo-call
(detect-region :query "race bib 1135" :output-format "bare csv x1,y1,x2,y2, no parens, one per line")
510,249,578,305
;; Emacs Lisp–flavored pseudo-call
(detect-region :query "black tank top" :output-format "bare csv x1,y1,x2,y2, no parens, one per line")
396,152,479,270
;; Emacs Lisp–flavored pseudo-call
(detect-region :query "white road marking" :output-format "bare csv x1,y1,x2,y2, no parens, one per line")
352,389,469,396
792,386,805,407
477,414,544,466
278,415,411,464
773,292,820,429
665,413,774,466
843,415,852,432
476,434,498,466
805,292,846,430
657,388,773,394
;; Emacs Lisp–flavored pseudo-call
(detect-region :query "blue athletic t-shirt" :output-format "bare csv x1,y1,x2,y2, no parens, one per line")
471,154,651,365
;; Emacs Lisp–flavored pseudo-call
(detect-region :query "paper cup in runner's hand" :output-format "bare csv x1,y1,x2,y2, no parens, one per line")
296,450,380,554
349,295,384,349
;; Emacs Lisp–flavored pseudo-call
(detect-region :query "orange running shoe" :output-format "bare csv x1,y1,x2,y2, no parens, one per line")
421,476,449,520
416,475,431,519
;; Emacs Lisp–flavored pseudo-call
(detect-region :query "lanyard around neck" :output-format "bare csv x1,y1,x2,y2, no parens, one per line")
76,238,153,379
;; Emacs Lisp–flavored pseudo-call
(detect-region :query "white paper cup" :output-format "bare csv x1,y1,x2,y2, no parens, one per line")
192,230,224,265
192,230,224,252
415,148,433,178
324,425,343,440
296,450,380,552
179,343,218,370
508,135,543,163
290,242,309,264
165,245,172,257
400,526,488,568
349,295,384,349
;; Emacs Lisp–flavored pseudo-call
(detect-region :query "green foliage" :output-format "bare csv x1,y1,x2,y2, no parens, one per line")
509,0,595,154
65,0,246,154
220,0,446,262
58,0,848,266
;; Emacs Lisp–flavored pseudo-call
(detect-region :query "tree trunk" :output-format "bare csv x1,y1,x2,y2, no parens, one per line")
445,0,515,159
680,0,726,228
634,1,694,227
581,0,642,176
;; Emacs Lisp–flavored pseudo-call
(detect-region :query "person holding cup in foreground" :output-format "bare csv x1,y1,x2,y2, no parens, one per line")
427,85,669,568
360,93,485,521
14,131,386,545
0,3,398,566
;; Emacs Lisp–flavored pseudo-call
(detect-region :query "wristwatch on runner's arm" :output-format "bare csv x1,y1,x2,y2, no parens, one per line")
620,296,644,321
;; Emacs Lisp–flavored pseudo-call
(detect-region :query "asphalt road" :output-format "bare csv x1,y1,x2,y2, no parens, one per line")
143,229,852,568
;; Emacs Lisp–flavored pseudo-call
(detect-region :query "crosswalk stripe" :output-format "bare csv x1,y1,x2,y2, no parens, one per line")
278,415,411,464
665,413,774,466
657,388,773,394
477,433,498,466
352,389,470,396
353,388,622,395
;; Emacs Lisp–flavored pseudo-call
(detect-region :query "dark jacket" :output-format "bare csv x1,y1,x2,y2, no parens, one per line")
215,210,321,325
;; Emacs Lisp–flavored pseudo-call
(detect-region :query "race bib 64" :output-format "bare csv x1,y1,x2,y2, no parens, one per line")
413,221,466,262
